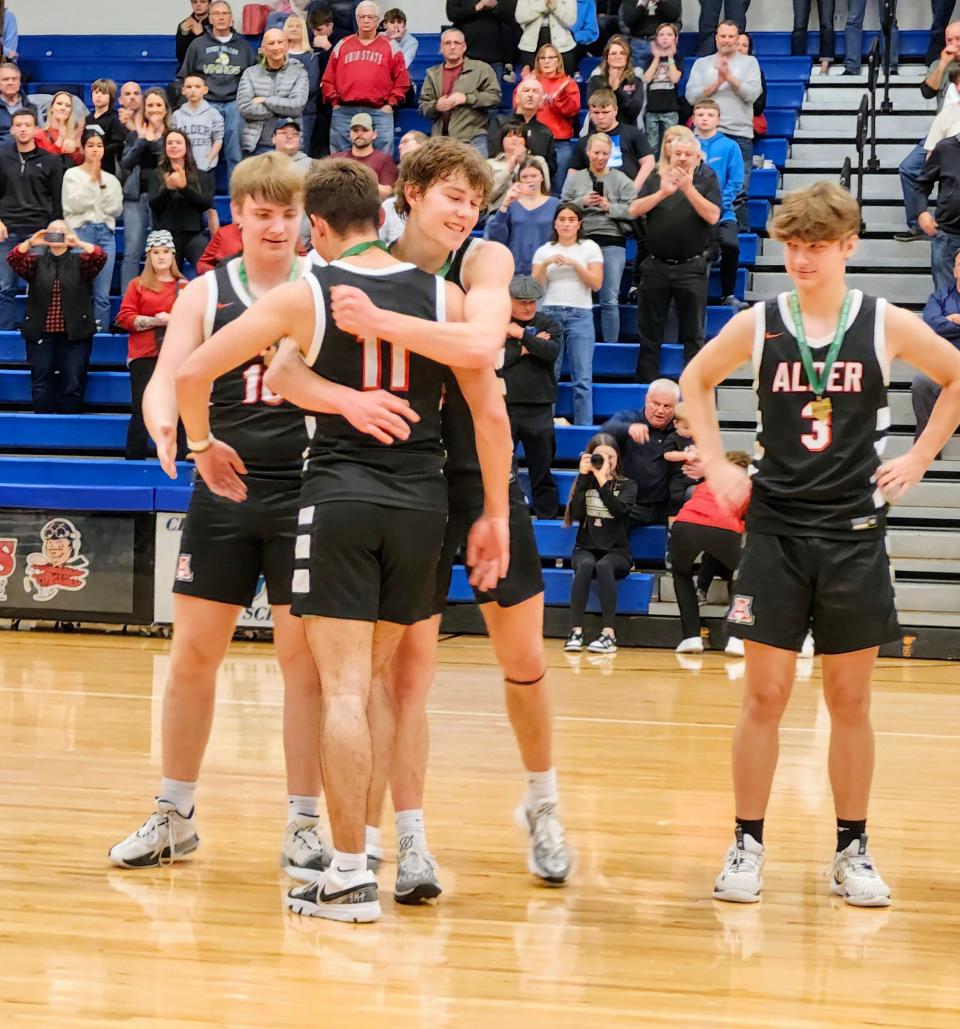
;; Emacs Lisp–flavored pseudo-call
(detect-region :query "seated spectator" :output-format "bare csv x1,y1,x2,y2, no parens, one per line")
913,250,960,441
331,112,397,198
62,130,123,332
381,7,419,69
177,0,211,72
587,35,644,129
843,0,898,76
619,0,680,67
528,44,581,180
9,221,105,413
285,14,321,154
35,91,85,170
446,0,517,80
792,0,835,76
0,64,37,150
486,126,551,210
488,77,558,182
662,401,701,512
563,432,638,654
172,72,224,234
501,274,563,518
116,230,188,459
917,130,960,291
600,377,679,526
379,129,426,244
117,81,145,137
0,110,64,330
562,132,637,345
736,32,768,139
3,6,17,61
485,157,559,273
517,0,578,75
237,28,309,155
532,202,604,424
670,449,751,655
308,4,336,154
628,125,721,383
147,130,214,272
568,88,655,190
418,28,501,156
87,79,126,176
272,117,313,171
641,22,683,155
196,221,243,273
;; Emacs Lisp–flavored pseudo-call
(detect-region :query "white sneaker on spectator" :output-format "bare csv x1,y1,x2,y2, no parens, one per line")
676,636,703,654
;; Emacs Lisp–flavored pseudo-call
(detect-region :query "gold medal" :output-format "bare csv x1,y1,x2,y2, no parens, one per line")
810,396,832,420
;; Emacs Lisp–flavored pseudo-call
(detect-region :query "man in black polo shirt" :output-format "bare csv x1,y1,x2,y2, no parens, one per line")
488,77,558,180
917,130,960,291
628,127,721,383
567,88,655,189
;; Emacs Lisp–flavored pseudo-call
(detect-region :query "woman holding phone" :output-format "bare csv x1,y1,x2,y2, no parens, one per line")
486,125,551,212
484,157,559,275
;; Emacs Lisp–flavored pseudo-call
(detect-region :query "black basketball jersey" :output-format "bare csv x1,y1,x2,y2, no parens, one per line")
299,258,448,512
204,258,309,481
749,290,890,539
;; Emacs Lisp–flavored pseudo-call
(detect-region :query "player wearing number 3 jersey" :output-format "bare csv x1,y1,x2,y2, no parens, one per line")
680,182,960,909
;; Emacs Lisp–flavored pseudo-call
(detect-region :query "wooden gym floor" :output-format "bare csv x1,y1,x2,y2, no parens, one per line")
1,631,959,1028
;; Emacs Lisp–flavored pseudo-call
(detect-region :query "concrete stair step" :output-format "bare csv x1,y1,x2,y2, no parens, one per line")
789,142,915,165
717,387,916,424
754,253,931,268
762,238,930,261
749,272,930,305
796,113,933,134
731,357,920,385
782,172,912,201
803,86,935,108
807,69,925,84
895,581,960,613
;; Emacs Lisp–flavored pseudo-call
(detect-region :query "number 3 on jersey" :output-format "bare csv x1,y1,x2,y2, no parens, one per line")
359,334,409,392
800,401,832,452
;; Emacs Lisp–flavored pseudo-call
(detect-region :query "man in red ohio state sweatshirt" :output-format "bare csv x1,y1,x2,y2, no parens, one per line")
321,0,410,156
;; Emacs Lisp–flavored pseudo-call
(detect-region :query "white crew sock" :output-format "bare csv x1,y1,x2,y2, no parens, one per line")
395,808,427,850
365,824,383,859
159,778,197,817
330,850,366,877
526,768,558,808
287,795,319,823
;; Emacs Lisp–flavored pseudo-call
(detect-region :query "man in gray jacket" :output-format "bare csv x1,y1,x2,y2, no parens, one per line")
237,29,309,155
418,28,501,157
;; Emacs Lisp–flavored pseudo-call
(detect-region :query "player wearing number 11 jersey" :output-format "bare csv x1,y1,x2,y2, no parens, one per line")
680,182,960,909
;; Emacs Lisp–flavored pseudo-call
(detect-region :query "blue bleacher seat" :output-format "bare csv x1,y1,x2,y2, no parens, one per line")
756,56,812,82
0,369,130,405
0,413,129,450
762,108,797,139
531,520,667,563
0,333,127,367
748,199,771,233
750,28,928,58
709,267,747,299
0,483,156,511
748,166,779,200
555,383,647,421
395,109,432,136
0,457,190,486
754,138,788,170
560,342,681,380
764,83,805,110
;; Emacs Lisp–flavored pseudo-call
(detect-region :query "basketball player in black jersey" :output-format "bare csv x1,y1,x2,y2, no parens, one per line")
680,182,960,907
174,158,513,923
107,155,413,876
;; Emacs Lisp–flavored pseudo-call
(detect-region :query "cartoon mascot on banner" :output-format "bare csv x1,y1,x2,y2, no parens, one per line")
24,518,89,602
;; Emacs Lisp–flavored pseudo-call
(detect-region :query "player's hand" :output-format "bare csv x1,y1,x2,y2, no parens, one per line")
330,284,382,338
152,423,180,479
704,458,750,513
465,513,510,590
262,336,302,393
191,439,248,502
628,422,650,444
343,388,419,444
875,451,928,504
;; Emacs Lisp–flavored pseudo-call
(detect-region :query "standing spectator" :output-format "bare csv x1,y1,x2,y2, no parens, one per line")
573,0,600,64
87,79,126,177
563,433,637,654
3,6,18,61
501,273,562,518
418,29,501,155
176,0,211,71
116,230,187,459
529,43,580,186
695,0,750,56
516,0,578,75
379,128,426,244
381,8,419,69
237,28,309,155
685,20,761,232
843,0,899,76
9,221,105,413
62,130,123,332
331,112,397,197
179,0,257,176
486,126,550,209
913,250,960,441
532,201,604,424
0,110,64,329
488,77,558,180
285,14,321,152
118,88,171,293
587,35,644,129
446,0,519,80
308,4,336,155
568,89,655,189
628,125,721,382
692,98,745,310
35,91,85,170
117,81,145,138
600,378,679,525
619,0,681,67
917,129,960,290
642,22,683,156
670,450,751,655
792,0,835,75
562,132,637,345
322,0,410,154
485,155,558,272
147,130,213,272
317,0,360,42
928,1,960,64
172,72,224,234
0,65,37,150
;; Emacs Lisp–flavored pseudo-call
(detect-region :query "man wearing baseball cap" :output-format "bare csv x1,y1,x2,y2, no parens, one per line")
272,118,312,173
330,111,398,199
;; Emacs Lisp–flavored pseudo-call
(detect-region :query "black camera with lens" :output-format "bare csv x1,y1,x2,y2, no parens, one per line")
590,452,605,470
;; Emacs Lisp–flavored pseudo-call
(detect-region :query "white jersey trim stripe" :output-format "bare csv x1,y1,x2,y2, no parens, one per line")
873,297,890,385
201,270,218,341
302,273,327,367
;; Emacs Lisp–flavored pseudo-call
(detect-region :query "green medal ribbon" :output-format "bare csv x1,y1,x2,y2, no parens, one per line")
387,239,455,278
237,257,301,295
787,289,852,419
337,239,391,259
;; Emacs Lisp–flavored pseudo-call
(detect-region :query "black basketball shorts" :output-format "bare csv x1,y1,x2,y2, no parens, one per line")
291,500,448,624
432,476,544,615
727,532,901,654
173,477,300,608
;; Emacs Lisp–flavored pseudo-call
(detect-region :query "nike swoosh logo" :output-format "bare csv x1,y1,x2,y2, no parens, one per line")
764,332,782,340
217,302,234,309
319,884,375,903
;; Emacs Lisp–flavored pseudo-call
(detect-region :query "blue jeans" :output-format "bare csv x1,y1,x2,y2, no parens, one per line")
931,230,960,292
644,111,679,159
545,304,596,425
330,106,395,155
120,194,150,296
209,100,243,175
597,244,626,344
553,139,576,195
0,232,28,329
844,0,900,73
76,222,116,332
629,37,652,69
899,139,928,231
697,0,751,55
469,132,489,158
730,134,753,233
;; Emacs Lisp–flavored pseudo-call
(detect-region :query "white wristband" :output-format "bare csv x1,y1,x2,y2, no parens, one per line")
187,434,214,453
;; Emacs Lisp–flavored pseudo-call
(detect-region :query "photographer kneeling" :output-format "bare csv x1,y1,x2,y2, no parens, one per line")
564,433,638,655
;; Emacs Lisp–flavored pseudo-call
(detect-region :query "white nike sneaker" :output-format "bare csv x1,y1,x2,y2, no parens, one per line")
713,830,765,903
515,800,571,885
108,800,200,868
830,835,891,907
676,636,704,654
286,866,381,923
281,815,330,882
394,833,442,905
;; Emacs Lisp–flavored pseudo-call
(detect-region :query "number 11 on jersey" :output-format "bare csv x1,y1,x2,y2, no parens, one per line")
358,334,409,392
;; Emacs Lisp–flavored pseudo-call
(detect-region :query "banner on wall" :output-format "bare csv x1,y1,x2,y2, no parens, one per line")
153,513,273,627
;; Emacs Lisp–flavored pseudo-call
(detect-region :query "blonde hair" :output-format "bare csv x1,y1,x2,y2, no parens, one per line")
586,131,612,151
140,249,185,292
770,181,861,243
673,401,687,423
658,124,698,178
43,91,84,142
229,151,305,209
725,450,751,469
283,13,310,50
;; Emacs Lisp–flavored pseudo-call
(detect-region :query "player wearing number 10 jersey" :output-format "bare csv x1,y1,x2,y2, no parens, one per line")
680,182,960,910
